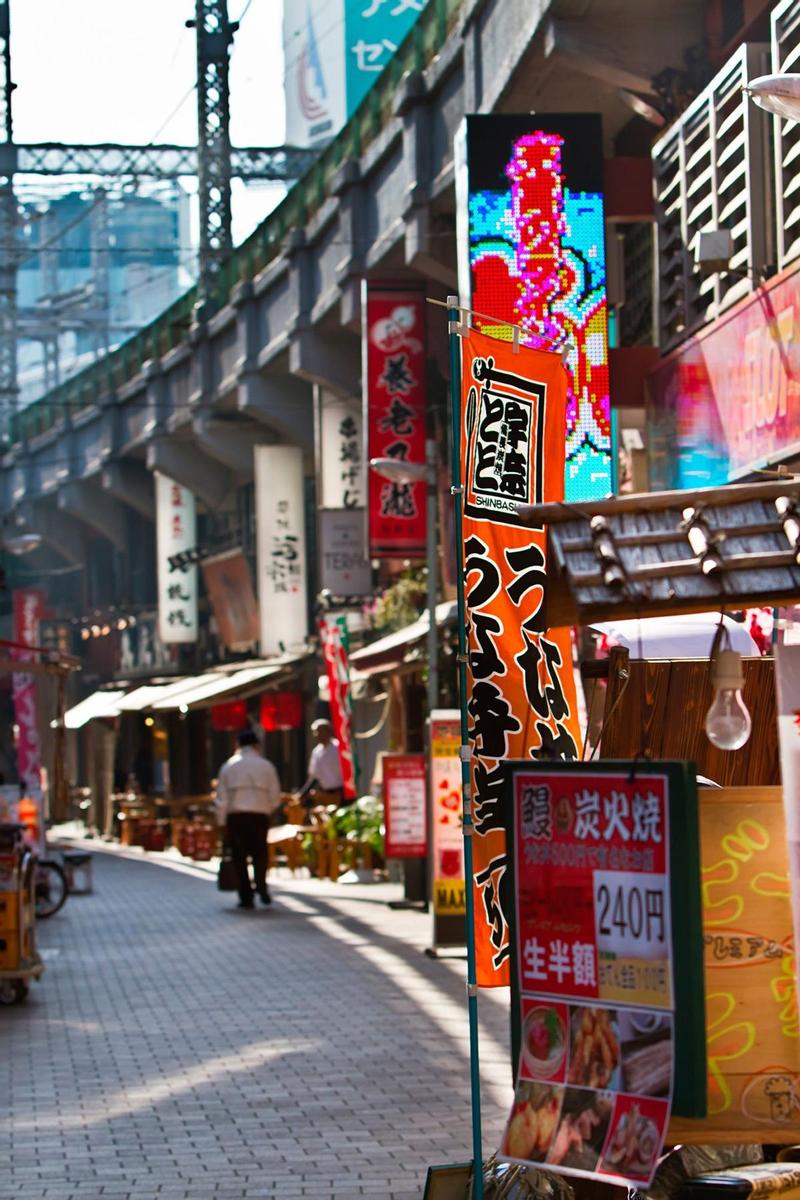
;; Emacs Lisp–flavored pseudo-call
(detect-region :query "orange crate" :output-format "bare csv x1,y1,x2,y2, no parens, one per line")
0,893,18,931
0,931,20,969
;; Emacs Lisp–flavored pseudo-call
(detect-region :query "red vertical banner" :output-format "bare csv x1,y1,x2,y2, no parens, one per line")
363,284,427,557
319,615,357,800
12,589,44,793
459,327,583,987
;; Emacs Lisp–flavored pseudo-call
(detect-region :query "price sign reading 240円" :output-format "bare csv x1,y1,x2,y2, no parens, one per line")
500,765,704,1189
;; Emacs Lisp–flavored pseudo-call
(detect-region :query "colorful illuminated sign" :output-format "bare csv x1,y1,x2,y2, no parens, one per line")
646,262,800,489
457,114,612,502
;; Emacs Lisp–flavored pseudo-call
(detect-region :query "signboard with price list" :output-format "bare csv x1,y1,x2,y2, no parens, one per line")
383,754,427,860
500,761,705,1188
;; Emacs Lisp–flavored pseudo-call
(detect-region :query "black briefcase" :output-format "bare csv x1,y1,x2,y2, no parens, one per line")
217,844,237,891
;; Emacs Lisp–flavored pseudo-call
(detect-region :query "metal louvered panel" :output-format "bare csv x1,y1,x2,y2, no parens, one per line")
653,43,770,352
772,0,800,269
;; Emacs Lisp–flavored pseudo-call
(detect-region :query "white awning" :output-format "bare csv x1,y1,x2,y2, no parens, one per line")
115,683,188,712
152,657,303,711
349,601,457,668
590,612,760,658
64,690,126,729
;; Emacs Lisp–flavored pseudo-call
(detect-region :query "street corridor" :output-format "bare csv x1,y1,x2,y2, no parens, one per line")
0,850,512,1199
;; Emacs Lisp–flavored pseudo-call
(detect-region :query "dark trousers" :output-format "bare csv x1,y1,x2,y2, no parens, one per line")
226,812,269,902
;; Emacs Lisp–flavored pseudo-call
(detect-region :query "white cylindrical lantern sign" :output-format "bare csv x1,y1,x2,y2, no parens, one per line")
155,472,198,644
255,445,309,656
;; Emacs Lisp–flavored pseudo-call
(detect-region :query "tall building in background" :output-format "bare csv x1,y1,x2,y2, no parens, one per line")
283,0,428,148
16,184,193,407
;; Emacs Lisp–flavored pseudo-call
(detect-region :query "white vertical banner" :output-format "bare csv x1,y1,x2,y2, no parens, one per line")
317,389,366,509
282,0,346,148
255,446,309,656
155,472,198,644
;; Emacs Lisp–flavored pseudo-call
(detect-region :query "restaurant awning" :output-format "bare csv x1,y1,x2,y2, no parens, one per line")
115,683,188,712
349,601,458,671
151,656,305,711
64,690,126,729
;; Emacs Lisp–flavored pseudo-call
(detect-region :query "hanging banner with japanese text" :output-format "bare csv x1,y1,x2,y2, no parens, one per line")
364,283,427,558
384,754,427,859
255,446,309,657
317,388,366,510
460,326,582,987
501,761,705,1187
155,473,198,644
319,615,357,800
201,549,260,651
12,589,44,829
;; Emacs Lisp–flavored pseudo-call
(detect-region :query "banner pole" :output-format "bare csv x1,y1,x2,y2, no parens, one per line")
447,295,484,1199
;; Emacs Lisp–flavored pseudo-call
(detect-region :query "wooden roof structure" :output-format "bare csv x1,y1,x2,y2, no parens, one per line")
519,479,800,625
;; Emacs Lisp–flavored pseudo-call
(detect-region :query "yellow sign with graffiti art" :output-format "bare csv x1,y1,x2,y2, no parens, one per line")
670,787,800,1143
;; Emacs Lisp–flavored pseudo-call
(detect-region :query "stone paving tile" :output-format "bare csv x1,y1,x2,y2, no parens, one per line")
1,850,512,1199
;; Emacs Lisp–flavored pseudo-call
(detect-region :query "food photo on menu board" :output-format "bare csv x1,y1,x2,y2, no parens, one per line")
499,761,705,1189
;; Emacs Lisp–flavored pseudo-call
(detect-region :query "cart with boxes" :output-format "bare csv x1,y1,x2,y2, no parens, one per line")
0,823,43,1005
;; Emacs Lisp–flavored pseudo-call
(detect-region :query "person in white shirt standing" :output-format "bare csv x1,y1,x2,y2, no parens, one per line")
215,729,282,909
297,718,344,812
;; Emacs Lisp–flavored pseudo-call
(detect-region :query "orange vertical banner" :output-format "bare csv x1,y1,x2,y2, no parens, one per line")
460,326,582,987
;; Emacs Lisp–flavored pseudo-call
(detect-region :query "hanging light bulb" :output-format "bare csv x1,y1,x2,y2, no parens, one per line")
705,649,752,750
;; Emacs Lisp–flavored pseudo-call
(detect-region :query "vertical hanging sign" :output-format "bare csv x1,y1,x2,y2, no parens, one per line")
255,446,309,656
319,614,357,800
317,388,366,510
155,473,198,644
12,588,43,797
460,326,583,988
363,283,427,558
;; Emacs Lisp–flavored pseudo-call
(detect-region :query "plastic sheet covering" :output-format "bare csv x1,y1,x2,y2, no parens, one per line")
641,1144,763,1200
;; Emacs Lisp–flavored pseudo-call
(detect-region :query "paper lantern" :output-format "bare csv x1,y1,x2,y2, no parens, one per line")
260,691,304,732
211,699,248,732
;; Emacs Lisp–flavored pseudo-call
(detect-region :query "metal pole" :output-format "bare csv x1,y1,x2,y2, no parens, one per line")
425,437,438,713
447,295,484,1198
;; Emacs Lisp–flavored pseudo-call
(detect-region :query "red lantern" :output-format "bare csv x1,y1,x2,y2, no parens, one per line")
211,699,248,731
260,691,304,732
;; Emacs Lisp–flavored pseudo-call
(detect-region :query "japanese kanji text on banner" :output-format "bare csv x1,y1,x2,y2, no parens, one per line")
364,284,427,558
501,767,678,1188
459,327,582,987
155,473,198,644
255,447,309,657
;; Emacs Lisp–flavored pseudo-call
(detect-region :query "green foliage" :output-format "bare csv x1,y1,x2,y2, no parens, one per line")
369,567,427,632
329,795,385,859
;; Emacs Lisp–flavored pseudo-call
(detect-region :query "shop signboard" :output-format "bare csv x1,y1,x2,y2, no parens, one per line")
317,389,366,510
155,473,198,644
318,614,357,800
283,1,428,149
456,113,612,502
501,760,705,1186
318,509,371,598
201,549,259,652
383,754,427,859
429,710,465,943
668,786,800,1142
459,325,582,988
775,645,800,965
646,263,800,488
283,0,346,148
255,446,309,657
363,283,427,558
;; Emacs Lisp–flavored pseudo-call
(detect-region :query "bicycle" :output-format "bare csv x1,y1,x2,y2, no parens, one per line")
34,859,68,918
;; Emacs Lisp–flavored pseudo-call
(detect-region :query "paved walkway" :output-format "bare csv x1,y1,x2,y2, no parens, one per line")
0,848,513,1200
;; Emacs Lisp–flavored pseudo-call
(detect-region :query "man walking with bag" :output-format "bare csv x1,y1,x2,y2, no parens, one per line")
215,729,282,909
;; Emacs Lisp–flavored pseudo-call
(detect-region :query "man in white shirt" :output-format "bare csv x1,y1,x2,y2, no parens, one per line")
298,718,344,810
215,729,282,909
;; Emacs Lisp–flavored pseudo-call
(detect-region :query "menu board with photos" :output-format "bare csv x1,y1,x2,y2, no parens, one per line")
500,761,705,1189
